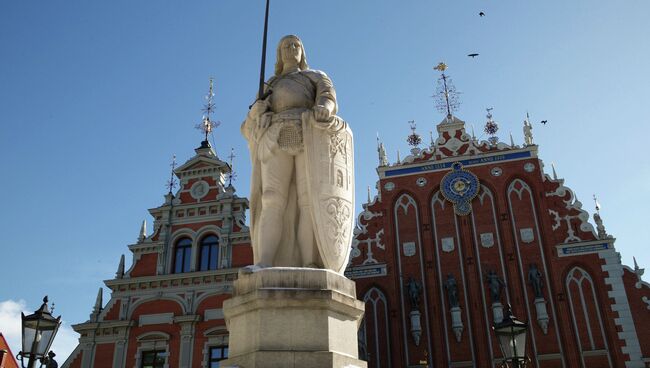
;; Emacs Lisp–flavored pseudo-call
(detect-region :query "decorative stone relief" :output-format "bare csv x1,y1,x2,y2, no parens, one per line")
534,298,549,334
480,232,494,248
442,237,455,253
416,177,427,187
383,181,395,191
403,242,416,257
409,310,422,346
642,296,650,310
520,228,534,244
491,167,502,177
190,180,209,200
524,162,535,173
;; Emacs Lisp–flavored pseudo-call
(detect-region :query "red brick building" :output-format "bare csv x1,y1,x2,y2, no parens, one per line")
347,113,650,367
63,140,252,368
0,333,19,368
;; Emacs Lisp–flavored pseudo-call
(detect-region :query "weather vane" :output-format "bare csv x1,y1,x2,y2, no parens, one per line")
227,148,237,186
433,62,461,118
195,78,221,142
166,154,178,194
484,107,499,145
593,194,601,214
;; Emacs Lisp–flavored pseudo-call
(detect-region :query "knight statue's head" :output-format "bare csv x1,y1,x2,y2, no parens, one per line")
275,34,309,76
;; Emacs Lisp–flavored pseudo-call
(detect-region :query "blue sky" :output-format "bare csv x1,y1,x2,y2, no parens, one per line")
1,0,649,360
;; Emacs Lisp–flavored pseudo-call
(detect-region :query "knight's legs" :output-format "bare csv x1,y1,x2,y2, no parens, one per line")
295,152,318,267
258,149,293,266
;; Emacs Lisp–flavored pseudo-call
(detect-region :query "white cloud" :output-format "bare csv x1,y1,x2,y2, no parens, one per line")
0,299,78,364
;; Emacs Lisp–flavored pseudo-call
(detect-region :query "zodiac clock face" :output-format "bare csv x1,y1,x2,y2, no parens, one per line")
440,162,480,216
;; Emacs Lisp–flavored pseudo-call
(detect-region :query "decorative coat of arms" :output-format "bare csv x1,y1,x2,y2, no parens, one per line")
403,242,416,257
520,228,535,244
303,113,355,273
442,237,455,253
440,162,480,216
480,232,494,248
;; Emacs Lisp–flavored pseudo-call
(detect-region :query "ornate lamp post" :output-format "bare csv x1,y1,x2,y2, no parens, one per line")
17,296,61,368
493,305,530,368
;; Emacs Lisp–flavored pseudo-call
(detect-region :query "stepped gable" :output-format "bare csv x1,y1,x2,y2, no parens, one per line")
63,140,252,368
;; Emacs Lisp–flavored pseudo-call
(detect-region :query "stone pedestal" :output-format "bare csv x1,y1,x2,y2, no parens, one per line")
222,267,367,368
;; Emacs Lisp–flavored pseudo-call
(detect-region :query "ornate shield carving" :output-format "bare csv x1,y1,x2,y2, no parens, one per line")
303,112,355,274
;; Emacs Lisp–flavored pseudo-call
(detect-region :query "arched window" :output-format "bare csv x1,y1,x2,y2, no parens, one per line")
199,235,219,271
174,238,192,273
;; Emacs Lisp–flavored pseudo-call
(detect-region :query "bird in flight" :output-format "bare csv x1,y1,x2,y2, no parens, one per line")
468,53,479,58
479,12,485,17
540,120,548,125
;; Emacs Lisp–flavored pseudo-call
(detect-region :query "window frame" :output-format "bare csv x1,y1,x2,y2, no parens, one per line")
199,234,220,271
208,345,229,367
173,237,193,273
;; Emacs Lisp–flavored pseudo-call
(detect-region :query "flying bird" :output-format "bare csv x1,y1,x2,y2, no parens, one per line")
540,120,548,125
479,12,485,17
468,53,479,58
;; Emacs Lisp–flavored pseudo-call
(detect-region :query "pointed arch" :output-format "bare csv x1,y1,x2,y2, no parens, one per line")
565,266,613,367
361,287,391,368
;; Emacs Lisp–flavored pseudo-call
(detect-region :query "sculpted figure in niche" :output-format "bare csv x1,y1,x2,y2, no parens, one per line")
486,269,506,303
445,274,459,308
528,263,544,298
406,277,423,309
242,35,354,273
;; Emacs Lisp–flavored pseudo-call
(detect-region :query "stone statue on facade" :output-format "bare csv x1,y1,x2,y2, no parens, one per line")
528,263,544,298
523,117,534,146
241,35,354,274
406,277,422,309
486,269,506,303
445,274,459,308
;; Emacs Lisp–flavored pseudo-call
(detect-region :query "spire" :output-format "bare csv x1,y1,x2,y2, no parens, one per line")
367,185,371,204
592,195,608,239
471,125,476,141
138,219,147,242
90,287,103,322
227,148,237,187
484,107,499,146
523,112,534,146
551,162,558,180
433,62,461,120
396,149,401,164
166,154,178,195
406,120,422,155
116,254,125,279
194,78,221,152
509,132,515,148
377,133,388,166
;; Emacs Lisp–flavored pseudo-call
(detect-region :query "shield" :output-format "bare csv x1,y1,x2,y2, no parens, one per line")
303,111,355,274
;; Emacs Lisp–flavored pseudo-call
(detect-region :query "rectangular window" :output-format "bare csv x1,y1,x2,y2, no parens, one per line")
209,346,228,368
141,350,166,368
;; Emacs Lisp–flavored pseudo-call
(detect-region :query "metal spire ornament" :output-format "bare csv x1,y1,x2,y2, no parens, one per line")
484,107,499,146
433,62,461,119
406,120,422,154
195,78,221,144
166,154,178,194
227,148,237,186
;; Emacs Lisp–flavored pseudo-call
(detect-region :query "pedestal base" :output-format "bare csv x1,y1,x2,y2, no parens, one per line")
222,267,367,368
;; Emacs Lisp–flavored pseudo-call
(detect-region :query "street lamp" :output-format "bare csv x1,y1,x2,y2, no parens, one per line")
17,296,61,368
493,305,530,368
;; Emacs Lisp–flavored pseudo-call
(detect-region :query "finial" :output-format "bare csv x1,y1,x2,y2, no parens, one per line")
593,194,601,214
433,62,460,119
633,256,645,288
90,287,103,322
138,219,147,242
50,302,55,315
195,78,221,144
166,154,177,194
227,148,237,186
116,254,125,278
406,120,422,155
377,133,388,166
509,132,515,147
471,125,476,141
367,185,371,203
429,130,435,148
551,162,558,180
484,107,499,145
396,149,401,164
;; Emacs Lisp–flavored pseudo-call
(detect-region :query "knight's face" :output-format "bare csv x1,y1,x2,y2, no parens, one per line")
281,38,302,66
